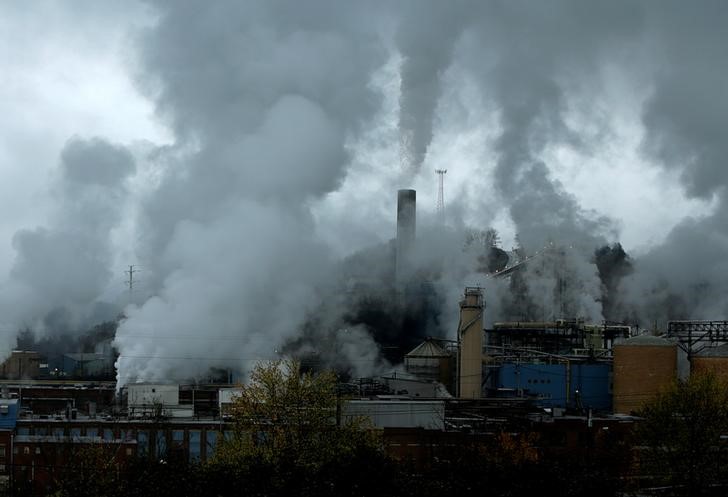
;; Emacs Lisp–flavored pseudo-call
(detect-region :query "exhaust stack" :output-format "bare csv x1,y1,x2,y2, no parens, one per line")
395,189,416,286
458,287,484,399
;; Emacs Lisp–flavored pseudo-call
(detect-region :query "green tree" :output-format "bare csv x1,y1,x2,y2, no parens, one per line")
50,445,124,497
637,372,728,496
211,359,389,497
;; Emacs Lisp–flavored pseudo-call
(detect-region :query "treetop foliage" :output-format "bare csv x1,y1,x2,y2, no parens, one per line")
215,358,378,470
637,372,728,496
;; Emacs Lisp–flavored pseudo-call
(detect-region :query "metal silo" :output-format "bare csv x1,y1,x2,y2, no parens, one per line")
404,338,453,385
691,344,728,380
613,335,677,414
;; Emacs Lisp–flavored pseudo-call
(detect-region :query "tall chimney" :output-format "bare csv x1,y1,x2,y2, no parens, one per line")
458,287,484,399
395,189,416,286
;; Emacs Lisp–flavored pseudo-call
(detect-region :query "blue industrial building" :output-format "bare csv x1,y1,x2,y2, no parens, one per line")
0,398,19,430
489,362,612,411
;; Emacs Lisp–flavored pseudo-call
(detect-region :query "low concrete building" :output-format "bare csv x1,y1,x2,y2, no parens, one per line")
127,384,193,418
344,400,445,430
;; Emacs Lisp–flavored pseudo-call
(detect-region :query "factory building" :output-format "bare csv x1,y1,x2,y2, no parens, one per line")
491,362,612,410
0,351,41,380
396,284,709,418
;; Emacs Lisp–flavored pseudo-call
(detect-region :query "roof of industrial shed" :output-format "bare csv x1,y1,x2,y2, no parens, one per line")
615,334,676,347
405,339,450,358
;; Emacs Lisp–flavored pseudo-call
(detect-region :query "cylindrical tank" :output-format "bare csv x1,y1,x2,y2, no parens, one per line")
613,335,677,414
691,344,728,380
395,189,416,285
458,287,484,399
404,339,453,386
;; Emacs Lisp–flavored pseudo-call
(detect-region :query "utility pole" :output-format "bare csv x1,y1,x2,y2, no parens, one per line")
124,265,139,301
435,169,447,219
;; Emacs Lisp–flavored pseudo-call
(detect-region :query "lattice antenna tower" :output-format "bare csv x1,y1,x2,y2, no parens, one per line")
435,169,447,217
125,265,140,302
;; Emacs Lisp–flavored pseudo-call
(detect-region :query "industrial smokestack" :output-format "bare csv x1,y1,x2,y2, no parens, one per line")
458,287,484,399
395,189,416,286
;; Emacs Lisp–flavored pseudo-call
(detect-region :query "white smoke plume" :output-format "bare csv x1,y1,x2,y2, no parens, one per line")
396,1,468,174
113,0,391,385
0,137,135,356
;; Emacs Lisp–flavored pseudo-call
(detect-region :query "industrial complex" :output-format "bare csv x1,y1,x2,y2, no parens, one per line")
0,188,725,494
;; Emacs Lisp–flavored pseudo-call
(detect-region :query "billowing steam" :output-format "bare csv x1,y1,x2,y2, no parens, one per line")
396,1,467,174
0,137,134,355
1,1,727,385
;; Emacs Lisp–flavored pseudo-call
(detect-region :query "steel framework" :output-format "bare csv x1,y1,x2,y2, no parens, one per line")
667,320,728,357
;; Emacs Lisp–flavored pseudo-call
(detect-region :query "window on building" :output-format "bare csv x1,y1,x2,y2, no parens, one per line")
23,447,29,455
122,430,134,441
138,431,149,456
156,431,167,459
126,448,133,456
17,427,29,436
189,430,201,462
35,427,47,436
172,430,184,447
52,428,64,437
86,428,98,438
0,445,5,458
205,431,217,458
34,447,40,454
103,429,114,441
70,428,82,438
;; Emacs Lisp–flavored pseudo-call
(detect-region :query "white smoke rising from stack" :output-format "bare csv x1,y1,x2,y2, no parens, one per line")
113,0,391,386
396,1,468,175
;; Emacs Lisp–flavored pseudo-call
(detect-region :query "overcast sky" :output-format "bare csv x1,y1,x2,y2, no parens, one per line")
0,2,714,270
1,1,726,382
